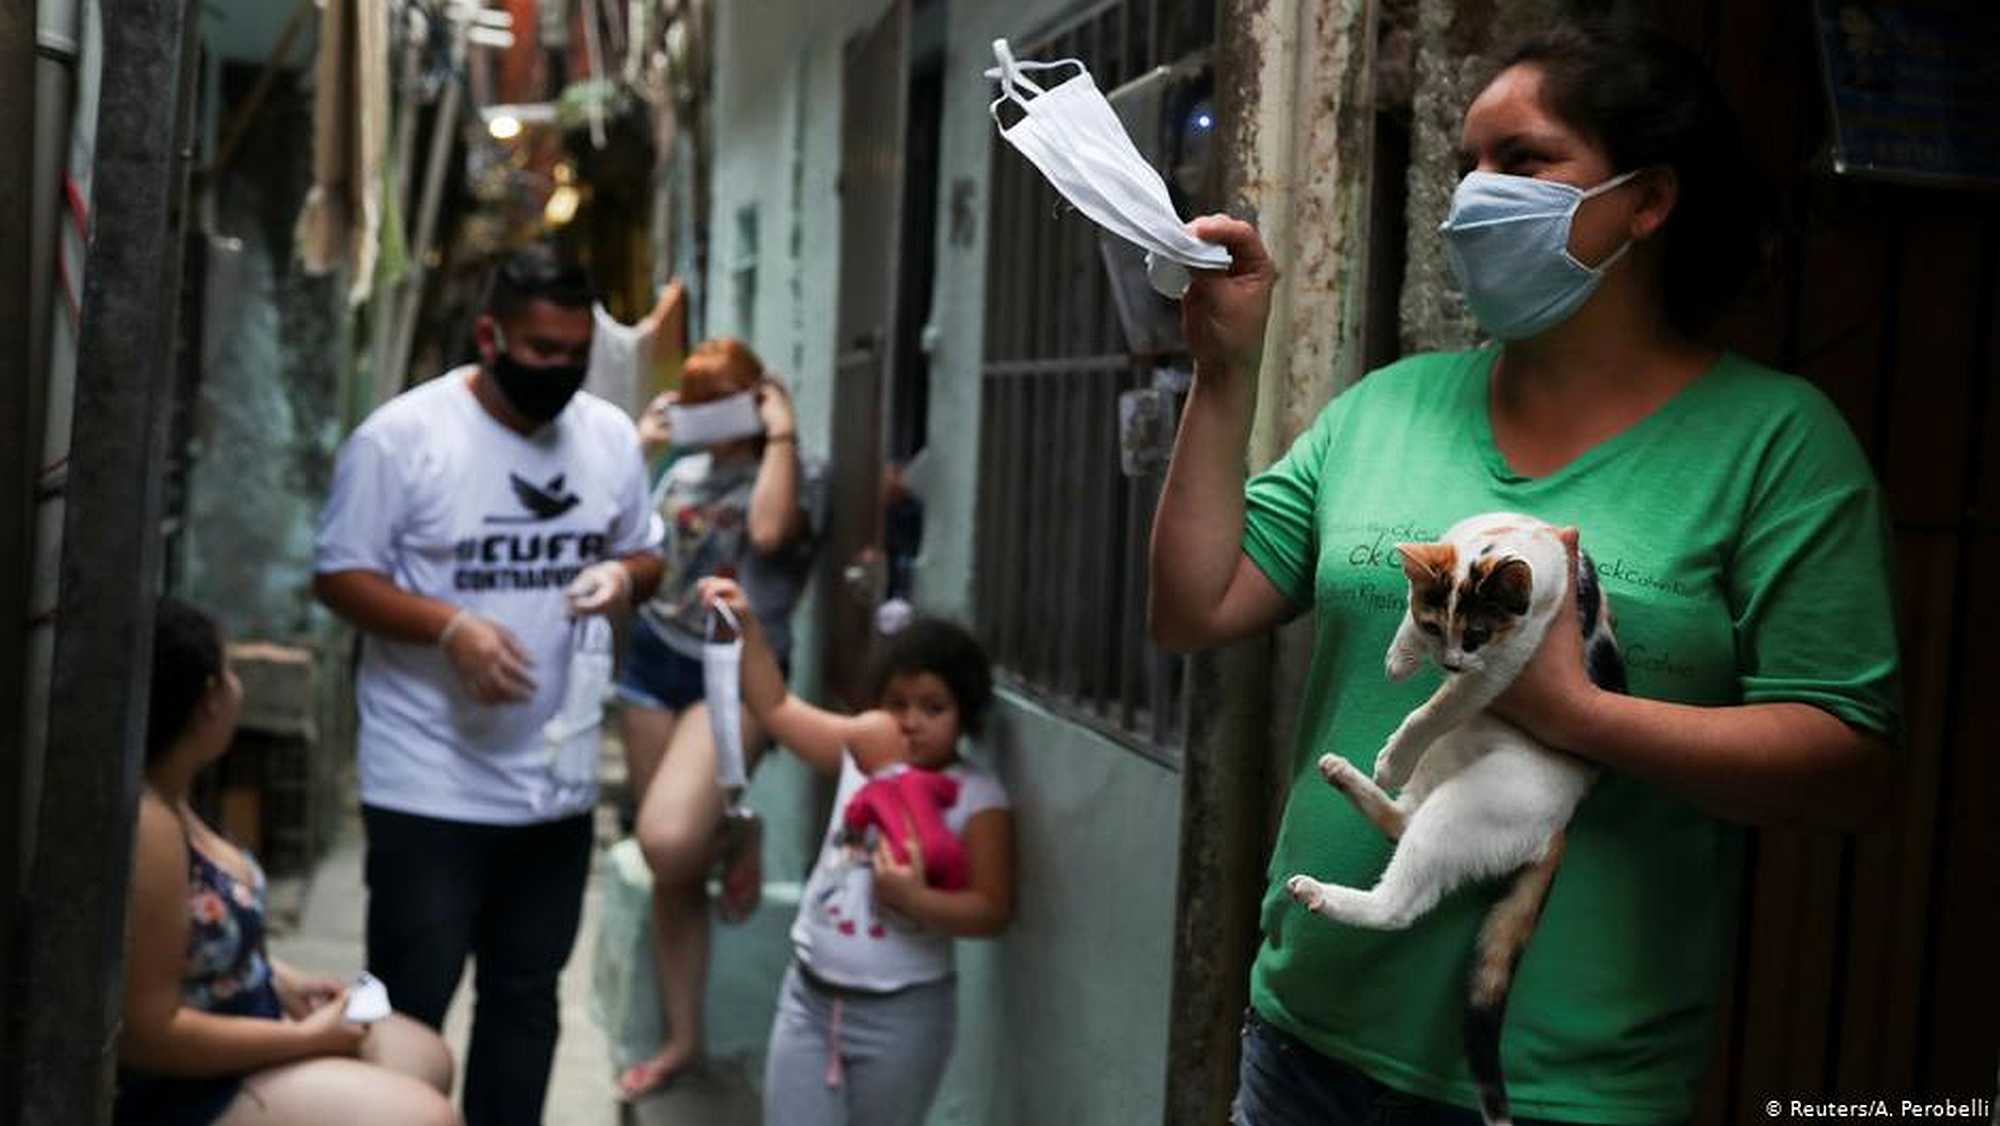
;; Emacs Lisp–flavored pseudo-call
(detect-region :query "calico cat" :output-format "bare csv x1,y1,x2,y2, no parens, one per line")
1284,512,1626,1126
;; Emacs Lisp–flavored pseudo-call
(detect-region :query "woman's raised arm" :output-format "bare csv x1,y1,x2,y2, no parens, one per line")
1148,215,1295,652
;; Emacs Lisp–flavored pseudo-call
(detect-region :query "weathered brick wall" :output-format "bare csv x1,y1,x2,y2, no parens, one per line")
1398,0,1566,353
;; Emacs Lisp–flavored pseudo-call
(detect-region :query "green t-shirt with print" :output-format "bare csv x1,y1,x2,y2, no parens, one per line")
1240,348,1899,1124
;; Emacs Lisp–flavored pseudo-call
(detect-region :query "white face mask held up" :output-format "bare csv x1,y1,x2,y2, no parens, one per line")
986,38,1229,298
669,390,765,449
537,615,613,815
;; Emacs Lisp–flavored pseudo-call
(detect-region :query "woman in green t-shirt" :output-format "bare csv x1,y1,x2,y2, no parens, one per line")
1152,19,1900,1126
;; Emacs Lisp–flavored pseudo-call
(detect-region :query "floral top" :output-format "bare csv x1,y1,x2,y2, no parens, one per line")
183,846,280,1018
111,839,284,1126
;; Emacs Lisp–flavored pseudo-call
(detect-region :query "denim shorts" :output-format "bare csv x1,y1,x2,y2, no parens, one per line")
613,618,707,713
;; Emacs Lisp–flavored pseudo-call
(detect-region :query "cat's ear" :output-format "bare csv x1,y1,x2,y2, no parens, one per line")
1396,542,1456,585
1475,556,1534,615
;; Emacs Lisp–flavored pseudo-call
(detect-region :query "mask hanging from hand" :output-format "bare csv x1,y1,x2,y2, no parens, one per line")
704,603,748,791
702,601,762,905
536,615,613,815
1437,168,1641,341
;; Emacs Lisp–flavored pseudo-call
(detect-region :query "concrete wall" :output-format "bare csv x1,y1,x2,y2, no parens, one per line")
701,0,1187,1121
919,2,1187,1121
931,695,1181,1125
174,52,357,868
178,61,342,644
1397,0,1563,352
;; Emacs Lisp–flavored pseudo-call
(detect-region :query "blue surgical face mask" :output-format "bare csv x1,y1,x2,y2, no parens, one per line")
1438,168,1642,340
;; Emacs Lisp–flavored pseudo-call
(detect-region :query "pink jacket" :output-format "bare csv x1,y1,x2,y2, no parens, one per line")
841,767,968,891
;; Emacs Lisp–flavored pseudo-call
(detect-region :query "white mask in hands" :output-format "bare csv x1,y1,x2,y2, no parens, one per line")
343,972,391,1025
704,602,749,792
538,615,613,814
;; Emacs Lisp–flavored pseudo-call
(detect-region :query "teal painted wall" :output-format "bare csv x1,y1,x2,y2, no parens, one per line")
932,694,1182,1125
922,2,1185,1122
702,1,1186,1121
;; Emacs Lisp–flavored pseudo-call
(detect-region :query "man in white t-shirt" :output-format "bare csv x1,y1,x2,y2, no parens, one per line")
313,244,662,1126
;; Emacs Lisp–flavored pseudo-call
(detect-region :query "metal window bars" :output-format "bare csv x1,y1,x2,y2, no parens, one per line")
973,0,1213,767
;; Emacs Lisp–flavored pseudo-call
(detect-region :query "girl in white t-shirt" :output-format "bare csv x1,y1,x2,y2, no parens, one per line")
697,578,1013,1126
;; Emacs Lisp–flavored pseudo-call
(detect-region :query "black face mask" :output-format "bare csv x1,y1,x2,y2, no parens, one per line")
487,337,588,423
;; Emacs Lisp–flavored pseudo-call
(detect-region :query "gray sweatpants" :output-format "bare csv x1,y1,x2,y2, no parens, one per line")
761,963,957,1126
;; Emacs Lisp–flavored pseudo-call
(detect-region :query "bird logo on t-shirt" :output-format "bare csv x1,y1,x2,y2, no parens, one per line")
489,472,581,523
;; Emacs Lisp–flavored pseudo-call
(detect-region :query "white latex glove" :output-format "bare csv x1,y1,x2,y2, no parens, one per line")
565,561,633,617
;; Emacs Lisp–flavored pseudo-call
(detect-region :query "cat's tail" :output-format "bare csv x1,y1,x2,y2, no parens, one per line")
1464,831,1568,1126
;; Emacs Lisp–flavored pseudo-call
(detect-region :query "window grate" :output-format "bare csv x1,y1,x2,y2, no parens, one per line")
973,0,1212,765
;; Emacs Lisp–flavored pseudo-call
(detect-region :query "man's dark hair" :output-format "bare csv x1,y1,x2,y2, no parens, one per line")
148,597,224,762
1495,19,1769,336
867,617,995,738
486,242,595,323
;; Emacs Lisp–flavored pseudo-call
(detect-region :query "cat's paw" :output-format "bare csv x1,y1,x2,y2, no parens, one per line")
1385,647,1421,682
1319,754,1359,789
1285,874,1328,914
1372,748,1411,791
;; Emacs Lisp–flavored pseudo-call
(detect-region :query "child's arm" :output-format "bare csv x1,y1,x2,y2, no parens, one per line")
872,808,1013,938
700,578,901,778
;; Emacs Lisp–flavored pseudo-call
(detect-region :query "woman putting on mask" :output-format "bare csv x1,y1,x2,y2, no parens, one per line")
613,337,824,1099
1151,20,1899,1126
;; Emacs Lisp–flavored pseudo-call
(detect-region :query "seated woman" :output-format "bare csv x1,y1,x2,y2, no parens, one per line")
116,598,459,1126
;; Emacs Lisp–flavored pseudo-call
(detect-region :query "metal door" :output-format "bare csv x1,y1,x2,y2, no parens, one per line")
820,0,908,707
